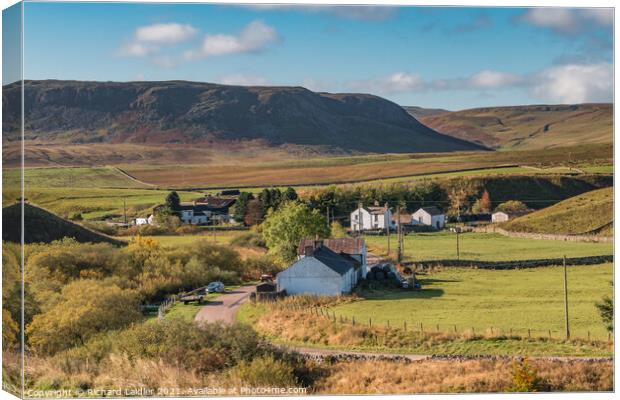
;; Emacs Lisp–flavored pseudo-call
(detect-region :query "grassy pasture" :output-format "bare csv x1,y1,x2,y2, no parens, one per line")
504,187,613,235
330,264,613,341
364,231,612,262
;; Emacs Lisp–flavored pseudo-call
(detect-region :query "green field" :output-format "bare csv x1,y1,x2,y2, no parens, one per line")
2,166,201,220
504,187,613,235
365,231,612,262
119,232,247,247
330,264,613,340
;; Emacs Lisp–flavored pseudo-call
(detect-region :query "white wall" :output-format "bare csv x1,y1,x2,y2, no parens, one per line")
277,257,345,295
350,208,393,231
411,210,445,229
492,212,509,223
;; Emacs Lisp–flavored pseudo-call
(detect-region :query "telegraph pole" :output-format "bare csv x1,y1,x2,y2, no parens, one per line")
396,206,402,264
358,201,363,236
563,255,570,339
326,206,330,230
123,198,127,225
386,202,391,256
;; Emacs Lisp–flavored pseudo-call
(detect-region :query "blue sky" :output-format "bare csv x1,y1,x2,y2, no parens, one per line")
10,2,615,109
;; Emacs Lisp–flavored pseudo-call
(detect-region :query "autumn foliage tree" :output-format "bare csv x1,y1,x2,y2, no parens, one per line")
472,190,492,213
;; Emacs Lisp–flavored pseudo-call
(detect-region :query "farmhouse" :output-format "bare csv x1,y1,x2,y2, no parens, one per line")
350,202,395,232
298,237,368,278
277,241,360,296
150,195,237,225
193,196,237,223
411,206,446,229
492,211,529,223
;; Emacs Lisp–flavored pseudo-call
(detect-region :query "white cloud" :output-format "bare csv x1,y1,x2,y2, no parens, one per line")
118,42,157,57
344,62,612,104
466,70,524,89
135,23,197,44
518,8,613,35
529,63,613,103
186,20,278,60
348,72,426,94
118,22,197,60
219,74,269,86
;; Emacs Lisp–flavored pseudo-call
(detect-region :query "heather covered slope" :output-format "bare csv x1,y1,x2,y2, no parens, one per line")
419,104,612,150
2,203,124,245
503,187,613,235
2,80,485,154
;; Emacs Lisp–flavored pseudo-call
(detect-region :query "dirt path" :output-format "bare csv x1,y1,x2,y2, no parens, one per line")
111,166,156,187
194,286,255,324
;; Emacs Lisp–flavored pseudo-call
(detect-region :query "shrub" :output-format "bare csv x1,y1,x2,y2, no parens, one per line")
508,357,547,392
230,232,266,248
495,200,530,214
114,320,264,373
228,355,298,387
26,279,142,355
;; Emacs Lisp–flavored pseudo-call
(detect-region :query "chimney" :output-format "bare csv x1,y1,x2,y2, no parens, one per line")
304,245,315,257
314,239,323,250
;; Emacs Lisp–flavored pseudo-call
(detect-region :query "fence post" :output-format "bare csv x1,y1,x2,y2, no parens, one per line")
387,320,390,329
490,327,494,336
420,322,423,333
352,316,355,325
588,331,590,341
369,317,372,327
548,329,552,339
404,321,407,332
436,324,439,332
454,325,457,334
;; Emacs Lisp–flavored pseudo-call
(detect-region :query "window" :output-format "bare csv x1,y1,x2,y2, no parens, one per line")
374,215,378,222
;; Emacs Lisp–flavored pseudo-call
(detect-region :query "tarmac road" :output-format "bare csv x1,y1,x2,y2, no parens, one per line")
194,285,255,324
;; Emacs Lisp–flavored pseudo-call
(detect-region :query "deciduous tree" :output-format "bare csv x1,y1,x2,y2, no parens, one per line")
262,201,330,264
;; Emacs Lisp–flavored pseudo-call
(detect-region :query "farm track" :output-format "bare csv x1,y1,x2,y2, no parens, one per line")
112,167,157,187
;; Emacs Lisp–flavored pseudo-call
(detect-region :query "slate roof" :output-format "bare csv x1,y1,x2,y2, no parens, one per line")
298,238,365,255
310,246,356,276
418,206,443,216
194,196,236,209
365,206,389,215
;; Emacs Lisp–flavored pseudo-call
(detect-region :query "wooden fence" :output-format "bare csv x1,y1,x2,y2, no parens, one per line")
274,301,613,344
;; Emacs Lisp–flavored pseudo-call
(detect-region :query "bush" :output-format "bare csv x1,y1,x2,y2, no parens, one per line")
230,232,266,248
229,355,298,387
26,279,142,355
495,200,530,214
115,320,264,373
241,255,281,280
508,357,547,392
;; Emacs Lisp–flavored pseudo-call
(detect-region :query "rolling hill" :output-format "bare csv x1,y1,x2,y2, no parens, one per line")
2,203,124,245
502,187,613,235
417,104,612,150
2,80,485,154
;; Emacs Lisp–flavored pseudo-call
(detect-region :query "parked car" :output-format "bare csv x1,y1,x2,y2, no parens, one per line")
207,281,225,293
260,274,274,282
